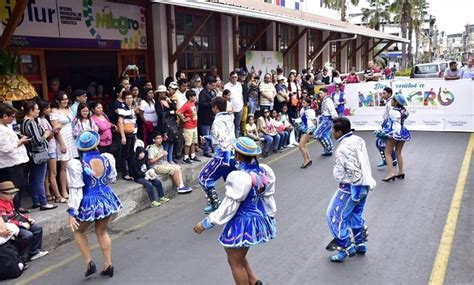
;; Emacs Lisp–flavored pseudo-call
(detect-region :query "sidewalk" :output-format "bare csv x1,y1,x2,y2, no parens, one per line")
26,158,210,251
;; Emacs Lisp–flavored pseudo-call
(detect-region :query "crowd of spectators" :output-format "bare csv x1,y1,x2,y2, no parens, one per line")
0,62,380,275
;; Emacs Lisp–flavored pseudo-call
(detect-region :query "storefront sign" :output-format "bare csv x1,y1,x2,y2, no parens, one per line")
0,0,146,49
245,51,284,78
342,79,474,132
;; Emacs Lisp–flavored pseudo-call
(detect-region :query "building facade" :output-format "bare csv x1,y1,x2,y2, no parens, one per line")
2,0,406,99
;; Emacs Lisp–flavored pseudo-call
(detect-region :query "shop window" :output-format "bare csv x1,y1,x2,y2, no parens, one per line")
330,42,342,72
239,21,267,51
279,24,298,75
175,9,220,79
347,40,357,71
238,20,268,70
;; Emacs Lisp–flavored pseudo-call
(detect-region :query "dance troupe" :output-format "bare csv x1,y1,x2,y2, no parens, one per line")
64,88,410,282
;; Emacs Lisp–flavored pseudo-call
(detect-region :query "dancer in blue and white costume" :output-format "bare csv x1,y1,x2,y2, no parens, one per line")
66,130,122,277
326,117,376,262
194,137,276,285
198,97,236,213
374,87,397,168
378,93,411,182
298,97,316,168
313,87,338,156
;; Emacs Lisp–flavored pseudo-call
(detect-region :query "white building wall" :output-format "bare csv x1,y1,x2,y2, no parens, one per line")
355,36,362,71
221,14,234,82
341,42,348,73
298,27,307,71
322,30,330,65
152,3,169,84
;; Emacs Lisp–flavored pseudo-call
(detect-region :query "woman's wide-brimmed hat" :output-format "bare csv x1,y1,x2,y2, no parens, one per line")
232,137,262,157
155,85,168,93
76,130,100,151
393,93,408,106
0,181,19,194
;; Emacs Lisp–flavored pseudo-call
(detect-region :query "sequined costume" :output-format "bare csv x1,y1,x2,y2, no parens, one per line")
314,96,338,155
66,151,122,221
198,112,236,212
375,97,397,166
201,162,276,247
326,132,376,262
298,106,316,134
379,107,411,141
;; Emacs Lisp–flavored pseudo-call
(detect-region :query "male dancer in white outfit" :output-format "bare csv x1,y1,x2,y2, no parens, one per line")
198,97,236,213
326,117,376,262
313,87,338,156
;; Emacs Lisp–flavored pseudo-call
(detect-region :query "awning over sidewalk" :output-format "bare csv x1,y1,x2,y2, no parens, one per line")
153,0,409,43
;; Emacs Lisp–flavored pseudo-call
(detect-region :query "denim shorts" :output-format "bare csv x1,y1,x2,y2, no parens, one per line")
49,151,57,159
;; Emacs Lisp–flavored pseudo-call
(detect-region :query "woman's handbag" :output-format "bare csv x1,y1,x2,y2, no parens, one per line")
290,95,299,107
123,122,135,135
164,117,180,142
31,149,50,164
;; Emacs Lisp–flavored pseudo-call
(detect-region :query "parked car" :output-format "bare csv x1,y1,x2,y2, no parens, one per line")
411,62,449,78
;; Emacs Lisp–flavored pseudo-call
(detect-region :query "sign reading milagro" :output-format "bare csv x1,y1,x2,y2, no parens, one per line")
0,0,146,49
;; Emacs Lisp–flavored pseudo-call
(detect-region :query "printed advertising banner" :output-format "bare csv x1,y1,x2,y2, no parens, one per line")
342,79,474,132
245,51,284,79
0,0,146,49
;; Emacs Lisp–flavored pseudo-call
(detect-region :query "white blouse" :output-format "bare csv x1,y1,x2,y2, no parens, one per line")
0,125,29,169
208,164,277,226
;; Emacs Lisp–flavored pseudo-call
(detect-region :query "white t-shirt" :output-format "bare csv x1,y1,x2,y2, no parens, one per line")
175,90,187,110
139,99,158,126
224,81,244,112
461,65,474,79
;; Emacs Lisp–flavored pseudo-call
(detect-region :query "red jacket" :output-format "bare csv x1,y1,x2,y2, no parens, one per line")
0,199,29,227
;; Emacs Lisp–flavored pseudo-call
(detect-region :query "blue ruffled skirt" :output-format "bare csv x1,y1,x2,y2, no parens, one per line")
391,127,411,141
77,186,123,222
219,212,276,248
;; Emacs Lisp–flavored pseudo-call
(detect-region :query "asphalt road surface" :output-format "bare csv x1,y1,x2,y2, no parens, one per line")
13,131,474,285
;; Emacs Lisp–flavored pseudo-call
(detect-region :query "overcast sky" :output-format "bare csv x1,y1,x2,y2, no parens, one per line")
348,0,470,35
428,0,471,34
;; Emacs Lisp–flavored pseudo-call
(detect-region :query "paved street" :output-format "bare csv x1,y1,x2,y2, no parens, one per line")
13,131,473,285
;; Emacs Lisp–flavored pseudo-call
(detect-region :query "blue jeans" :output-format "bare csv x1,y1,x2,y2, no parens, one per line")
29,160,47,206
233,110,243,137
18,223,43,257
199,125,212,154
248,98,257,115
163,141,174,163
135,177,165,202
261,134,280,153
278,131,289,149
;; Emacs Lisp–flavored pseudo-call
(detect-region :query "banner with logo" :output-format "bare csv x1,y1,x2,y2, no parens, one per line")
342,79,474,132
245,51,284,79
0,0,146,49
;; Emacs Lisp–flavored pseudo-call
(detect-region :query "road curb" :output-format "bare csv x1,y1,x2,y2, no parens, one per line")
31,158,210,251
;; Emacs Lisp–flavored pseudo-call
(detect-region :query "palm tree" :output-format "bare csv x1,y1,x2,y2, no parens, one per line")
323,0,360,22
361,0,391,31
411,0,429,64
390,0,429,68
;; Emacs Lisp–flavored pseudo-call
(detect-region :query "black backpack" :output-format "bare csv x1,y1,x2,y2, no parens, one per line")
0,243,23,280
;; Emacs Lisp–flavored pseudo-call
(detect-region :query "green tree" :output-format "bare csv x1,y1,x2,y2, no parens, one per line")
390,0,429,68
361,0,392,31
323,0,360,22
